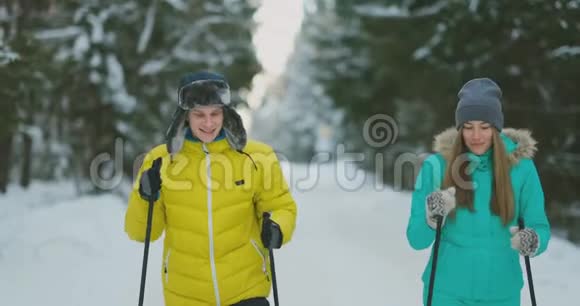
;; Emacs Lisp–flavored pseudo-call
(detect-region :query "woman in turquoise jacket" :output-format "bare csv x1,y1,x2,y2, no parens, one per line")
407,78,550,306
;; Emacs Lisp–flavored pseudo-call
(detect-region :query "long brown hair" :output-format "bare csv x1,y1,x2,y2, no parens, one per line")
442,128,514,225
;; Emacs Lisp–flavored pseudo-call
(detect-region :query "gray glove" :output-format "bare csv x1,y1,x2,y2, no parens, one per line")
426,187,456,229
510,227,539,257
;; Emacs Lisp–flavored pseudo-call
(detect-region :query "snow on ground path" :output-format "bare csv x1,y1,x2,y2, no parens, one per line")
0,163,578,305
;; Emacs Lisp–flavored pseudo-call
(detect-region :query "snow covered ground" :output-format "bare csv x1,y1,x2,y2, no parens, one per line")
0,163,578,305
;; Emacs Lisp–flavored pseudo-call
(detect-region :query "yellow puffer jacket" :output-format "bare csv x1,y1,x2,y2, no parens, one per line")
125,138,297,306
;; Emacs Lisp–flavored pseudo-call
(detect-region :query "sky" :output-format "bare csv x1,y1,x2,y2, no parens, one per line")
243,1,304,129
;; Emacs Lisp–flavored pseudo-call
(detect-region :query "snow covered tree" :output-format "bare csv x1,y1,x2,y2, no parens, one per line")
289,0,580,240
0,0,58,192
405,0,580,236
0,0,261,193
251,0,349,162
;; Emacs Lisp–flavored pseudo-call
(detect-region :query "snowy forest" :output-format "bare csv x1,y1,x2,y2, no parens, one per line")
4,1,577,241
1,1,580,305
252,0,580,243
0,0,261,193
2,1,580,241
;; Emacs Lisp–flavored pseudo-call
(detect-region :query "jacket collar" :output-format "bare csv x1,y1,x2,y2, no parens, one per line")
181,130,231,154
433,127,537,165
185,128,226,143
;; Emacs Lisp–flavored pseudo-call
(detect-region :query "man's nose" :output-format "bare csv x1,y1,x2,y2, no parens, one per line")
202,116,212,126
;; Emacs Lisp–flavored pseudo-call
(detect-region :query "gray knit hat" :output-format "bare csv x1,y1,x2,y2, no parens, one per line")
455,78,504,131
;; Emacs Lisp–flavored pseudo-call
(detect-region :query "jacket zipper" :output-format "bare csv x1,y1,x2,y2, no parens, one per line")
250,239,268,277
203,144,221,306
164,249,171,283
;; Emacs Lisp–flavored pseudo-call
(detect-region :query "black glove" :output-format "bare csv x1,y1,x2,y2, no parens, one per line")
138,158,162,202
261,213,283,249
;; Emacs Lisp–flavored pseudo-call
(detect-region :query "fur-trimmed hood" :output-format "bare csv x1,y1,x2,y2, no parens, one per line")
433,127,538,165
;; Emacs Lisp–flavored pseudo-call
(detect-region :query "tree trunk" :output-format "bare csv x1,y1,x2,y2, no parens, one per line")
20,132,32,188
0,134,14,193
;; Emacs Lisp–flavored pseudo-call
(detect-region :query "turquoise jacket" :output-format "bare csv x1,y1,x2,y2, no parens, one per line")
407,128,550,300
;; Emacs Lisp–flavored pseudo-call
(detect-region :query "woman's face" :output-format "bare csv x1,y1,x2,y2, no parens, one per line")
462,121,493,155
188,105,224,143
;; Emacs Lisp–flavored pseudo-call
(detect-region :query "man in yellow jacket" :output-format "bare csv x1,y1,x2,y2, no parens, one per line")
125,71,298,306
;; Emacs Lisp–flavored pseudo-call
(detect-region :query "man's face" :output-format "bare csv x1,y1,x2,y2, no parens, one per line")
188,105,224,143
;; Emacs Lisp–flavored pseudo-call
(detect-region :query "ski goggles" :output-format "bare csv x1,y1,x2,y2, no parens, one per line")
178,79,231,110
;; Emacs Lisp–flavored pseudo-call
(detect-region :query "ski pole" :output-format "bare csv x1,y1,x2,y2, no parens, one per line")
269,245,279,306
519,217,537,306
138,158,162,306
263,213,280,306
426,215,443,306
